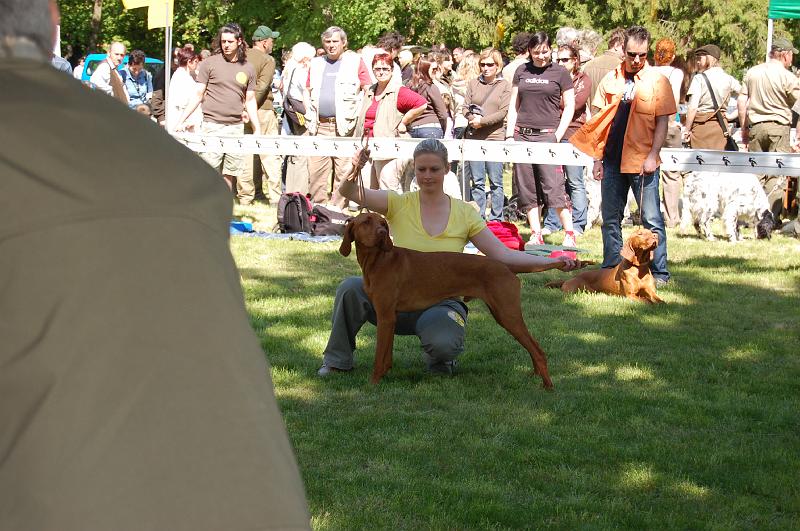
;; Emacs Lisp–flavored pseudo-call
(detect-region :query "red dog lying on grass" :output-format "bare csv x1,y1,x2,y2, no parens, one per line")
547,228,665,304
340,212,562,388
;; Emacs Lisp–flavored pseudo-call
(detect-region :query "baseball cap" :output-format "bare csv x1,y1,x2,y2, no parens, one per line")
252,26,279,41
772,36,798,54
693,44,721,60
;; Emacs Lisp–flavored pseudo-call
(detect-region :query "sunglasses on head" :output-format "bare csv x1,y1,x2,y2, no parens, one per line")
626,51,648,59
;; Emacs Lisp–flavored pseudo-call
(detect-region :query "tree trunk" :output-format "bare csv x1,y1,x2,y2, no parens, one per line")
87,0,103,52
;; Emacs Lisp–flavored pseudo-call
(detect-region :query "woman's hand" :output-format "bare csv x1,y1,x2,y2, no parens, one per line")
556,258,591,271
351,147,371,173
397,122,408,134
469,116,482,128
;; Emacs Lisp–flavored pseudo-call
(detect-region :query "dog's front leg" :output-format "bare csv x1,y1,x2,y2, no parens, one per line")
371,305,397,385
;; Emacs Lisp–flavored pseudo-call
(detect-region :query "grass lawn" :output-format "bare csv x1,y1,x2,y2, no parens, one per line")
232,203,799,530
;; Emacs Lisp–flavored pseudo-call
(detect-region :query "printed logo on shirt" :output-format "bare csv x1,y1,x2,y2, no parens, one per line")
447,310,465,328
235,71,248,85
524,78,550,84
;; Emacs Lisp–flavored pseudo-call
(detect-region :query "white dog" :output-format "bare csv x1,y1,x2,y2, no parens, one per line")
680,171,774,242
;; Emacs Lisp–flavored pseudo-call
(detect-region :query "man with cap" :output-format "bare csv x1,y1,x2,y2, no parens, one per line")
246,25,283,204
737,36,800,225
1,1,310,529
684,44,742,150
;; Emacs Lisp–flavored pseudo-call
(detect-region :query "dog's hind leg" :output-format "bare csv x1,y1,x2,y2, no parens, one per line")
483,283,554,389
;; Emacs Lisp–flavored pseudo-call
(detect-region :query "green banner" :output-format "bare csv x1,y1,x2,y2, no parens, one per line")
769,0,800,18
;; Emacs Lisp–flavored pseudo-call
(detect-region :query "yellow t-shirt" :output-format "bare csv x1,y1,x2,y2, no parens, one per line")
386,191,486,252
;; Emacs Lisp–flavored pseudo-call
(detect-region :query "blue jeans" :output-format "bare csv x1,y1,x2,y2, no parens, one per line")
543,163,588,233
600,163,669,282
410,125,443,139
468,160,504,221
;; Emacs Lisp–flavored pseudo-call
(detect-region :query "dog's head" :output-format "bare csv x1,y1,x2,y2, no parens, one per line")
620,228,658,266
756,209,774,240
339,212,393,257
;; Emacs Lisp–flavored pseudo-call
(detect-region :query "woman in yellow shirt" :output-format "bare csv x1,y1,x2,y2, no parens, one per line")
319,139,583,377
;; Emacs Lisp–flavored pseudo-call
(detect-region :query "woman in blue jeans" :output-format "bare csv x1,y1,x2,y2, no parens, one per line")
464,47,511,220
543,44,590,235
408,58,450,139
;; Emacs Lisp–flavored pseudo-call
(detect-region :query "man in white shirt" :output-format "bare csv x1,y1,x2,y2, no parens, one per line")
89,41,128,104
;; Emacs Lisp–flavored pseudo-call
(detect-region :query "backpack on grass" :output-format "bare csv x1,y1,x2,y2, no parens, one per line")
277,193,314,233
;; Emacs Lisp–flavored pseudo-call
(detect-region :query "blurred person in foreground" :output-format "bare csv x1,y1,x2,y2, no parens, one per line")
0,1,310,529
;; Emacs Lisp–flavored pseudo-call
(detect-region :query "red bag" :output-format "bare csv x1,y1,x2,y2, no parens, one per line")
486,221,524,251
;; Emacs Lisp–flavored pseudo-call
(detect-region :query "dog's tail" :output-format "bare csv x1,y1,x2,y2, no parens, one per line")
544,280,565,289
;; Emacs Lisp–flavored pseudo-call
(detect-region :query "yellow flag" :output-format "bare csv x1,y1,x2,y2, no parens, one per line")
147,0,174,29
121,0,151,8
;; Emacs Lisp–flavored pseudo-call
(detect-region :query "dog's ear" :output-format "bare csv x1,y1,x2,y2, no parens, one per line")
339,219,354,256
620,235,638,265
379,218,393,252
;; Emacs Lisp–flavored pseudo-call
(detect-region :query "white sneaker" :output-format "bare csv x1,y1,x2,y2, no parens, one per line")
541,227,553,236
562,232,577,248
524,232,544,250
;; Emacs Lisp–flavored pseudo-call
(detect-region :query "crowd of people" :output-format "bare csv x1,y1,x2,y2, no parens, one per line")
62,21,800,258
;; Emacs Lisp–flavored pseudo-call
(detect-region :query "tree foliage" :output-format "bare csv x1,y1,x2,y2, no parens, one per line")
58,0,799,76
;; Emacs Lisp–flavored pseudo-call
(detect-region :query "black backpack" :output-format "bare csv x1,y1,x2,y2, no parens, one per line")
311,205,353,236
277,193,314,233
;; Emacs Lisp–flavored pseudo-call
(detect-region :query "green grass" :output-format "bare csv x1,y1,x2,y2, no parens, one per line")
231,203,800,530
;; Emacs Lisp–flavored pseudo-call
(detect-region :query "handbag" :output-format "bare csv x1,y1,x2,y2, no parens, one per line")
282,67,307,134
701,73,738,152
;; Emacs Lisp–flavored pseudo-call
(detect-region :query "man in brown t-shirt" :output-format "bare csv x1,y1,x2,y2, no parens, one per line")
176,23,260,202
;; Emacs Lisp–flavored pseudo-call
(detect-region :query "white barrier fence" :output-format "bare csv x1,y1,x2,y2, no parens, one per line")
171,133,800,177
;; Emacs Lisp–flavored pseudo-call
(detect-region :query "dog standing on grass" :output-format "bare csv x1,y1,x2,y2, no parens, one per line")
340,212,559,388
680,171,774,242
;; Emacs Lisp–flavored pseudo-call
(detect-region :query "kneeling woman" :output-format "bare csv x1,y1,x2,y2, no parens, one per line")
319,139,584,377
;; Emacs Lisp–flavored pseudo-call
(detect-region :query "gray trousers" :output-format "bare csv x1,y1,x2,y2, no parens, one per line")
322,277,469,370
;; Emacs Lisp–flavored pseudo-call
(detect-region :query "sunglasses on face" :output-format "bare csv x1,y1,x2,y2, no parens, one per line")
373,67,392,72
556,57,573,63
479,62,496,67
626,51,648,59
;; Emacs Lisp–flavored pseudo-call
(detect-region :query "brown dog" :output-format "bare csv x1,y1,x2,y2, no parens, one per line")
547,228,664,304
340,212,558,388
